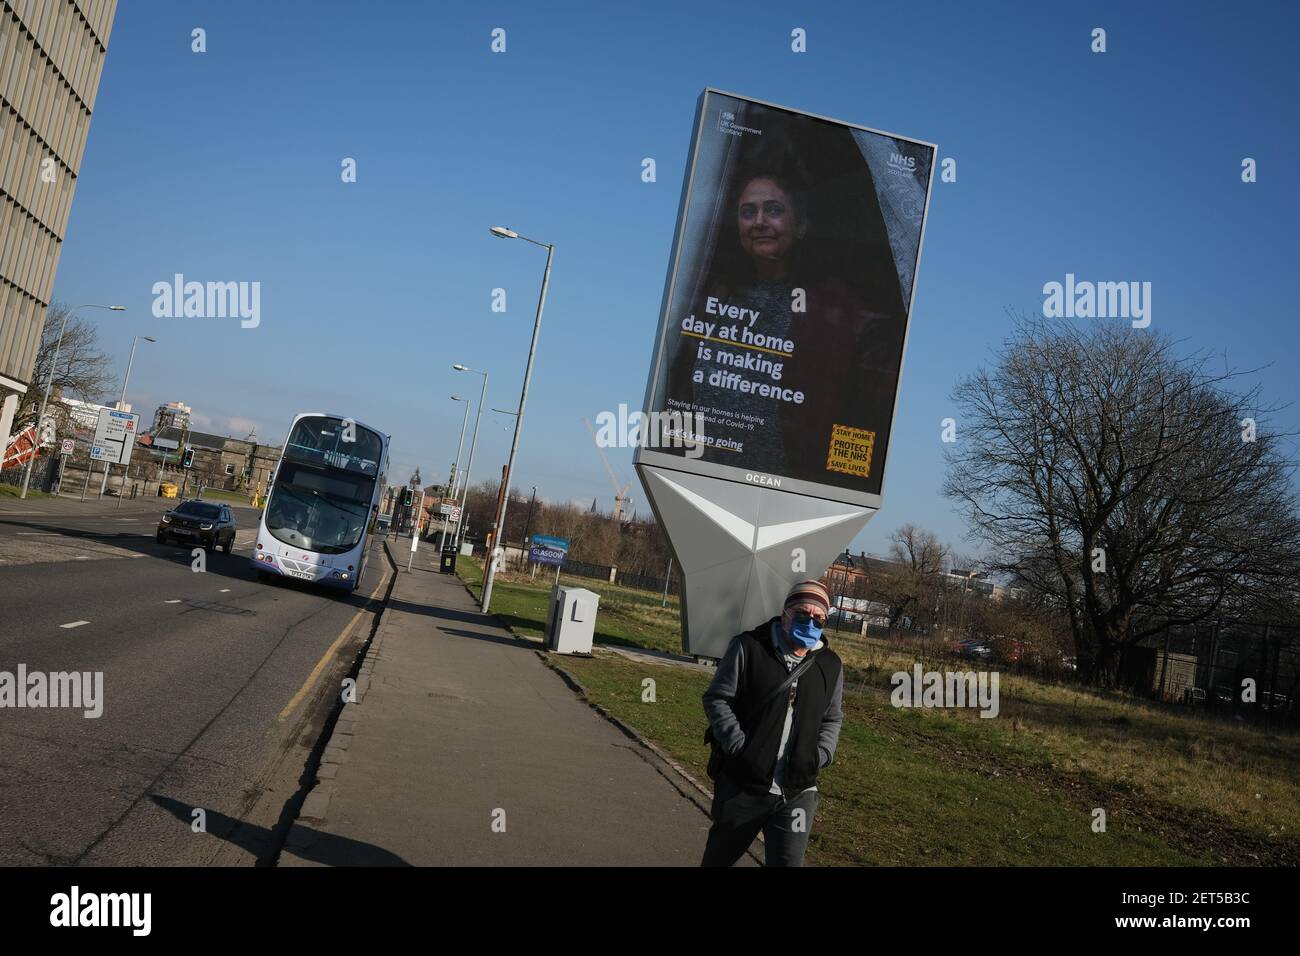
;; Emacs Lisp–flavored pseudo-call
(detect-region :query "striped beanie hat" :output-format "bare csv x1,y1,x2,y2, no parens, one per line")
784,580,831,616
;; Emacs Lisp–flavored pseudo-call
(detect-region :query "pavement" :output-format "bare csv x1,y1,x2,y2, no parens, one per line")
279,538,721,866
0,494,384,865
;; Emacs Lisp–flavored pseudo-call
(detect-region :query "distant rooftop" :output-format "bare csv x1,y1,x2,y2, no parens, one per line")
150,426,229,450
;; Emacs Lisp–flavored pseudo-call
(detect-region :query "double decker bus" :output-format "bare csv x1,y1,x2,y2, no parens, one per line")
252,412,389,591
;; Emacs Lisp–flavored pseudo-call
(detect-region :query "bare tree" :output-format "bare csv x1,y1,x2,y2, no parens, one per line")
944,313,1300,686
11,302,115,431
875,523,948,634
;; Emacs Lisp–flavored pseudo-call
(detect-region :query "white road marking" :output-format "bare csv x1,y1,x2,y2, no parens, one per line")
60,621,90,629
219,588,231,593
75,556,90,560
164,599,181,604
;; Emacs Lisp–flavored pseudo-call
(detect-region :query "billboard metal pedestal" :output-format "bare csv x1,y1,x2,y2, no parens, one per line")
638,464,875,659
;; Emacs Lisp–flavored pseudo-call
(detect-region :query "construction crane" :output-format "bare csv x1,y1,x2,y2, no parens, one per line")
583,418,632,522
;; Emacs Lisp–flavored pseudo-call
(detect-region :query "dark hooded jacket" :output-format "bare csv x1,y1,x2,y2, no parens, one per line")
703,617,844,798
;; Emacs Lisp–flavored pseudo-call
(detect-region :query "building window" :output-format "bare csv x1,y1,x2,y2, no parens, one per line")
224,463,235,475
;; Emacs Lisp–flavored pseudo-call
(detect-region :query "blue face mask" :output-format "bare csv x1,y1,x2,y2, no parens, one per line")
789,615,823,649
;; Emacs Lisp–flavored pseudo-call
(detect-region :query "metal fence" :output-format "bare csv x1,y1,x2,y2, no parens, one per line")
0,452,57,492
551,558,681,597
1123,621,1299,727
613,568,680,596
490,550,681,599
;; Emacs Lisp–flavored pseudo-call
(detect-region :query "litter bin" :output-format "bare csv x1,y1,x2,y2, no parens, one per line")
544,586,600,654
440,550,458,574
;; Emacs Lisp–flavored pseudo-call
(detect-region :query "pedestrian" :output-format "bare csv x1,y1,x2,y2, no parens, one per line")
701,579,844,867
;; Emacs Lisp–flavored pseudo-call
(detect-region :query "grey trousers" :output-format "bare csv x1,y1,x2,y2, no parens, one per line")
701,773,819,867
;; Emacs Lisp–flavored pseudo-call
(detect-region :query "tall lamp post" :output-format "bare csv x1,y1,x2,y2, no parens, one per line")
101,334,156,501
522,484,537,554
19,303,125,499
480,225,554,614
450,364,488,552
439,394,470,554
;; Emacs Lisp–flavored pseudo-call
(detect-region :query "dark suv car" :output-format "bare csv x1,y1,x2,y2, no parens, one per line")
157,499,237,552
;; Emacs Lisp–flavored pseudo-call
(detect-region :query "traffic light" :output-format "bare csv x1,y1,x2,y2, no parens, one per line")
402,489,413,508
182,447,194,469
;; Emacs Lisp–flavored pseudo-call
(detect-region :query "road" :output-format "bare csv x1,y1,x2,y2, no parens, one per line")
0,494,389,865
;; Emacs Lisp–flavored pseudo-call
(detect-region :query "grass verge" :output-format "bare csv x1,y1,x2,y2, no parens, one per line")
457,554,1300,865
0,484,54,498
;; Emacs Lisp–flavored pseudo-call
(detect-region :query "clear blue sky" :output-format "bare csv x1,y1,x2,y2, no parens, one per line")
53,0,1300,558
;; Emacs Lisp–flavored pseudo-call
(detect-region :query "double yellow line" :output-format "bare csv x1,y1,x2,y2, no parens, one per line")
278,567,390,720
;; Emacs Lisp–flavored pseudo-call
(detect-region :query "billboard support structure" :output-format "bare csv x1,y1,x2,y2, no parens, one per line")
634,89,936,659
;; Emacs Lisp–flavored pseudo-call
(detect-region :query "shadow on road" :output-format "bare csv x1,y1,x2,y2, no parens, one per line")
435,625,538,650
0,514,382,610
150,794,411,867
0,514,256,580
384,598,494,627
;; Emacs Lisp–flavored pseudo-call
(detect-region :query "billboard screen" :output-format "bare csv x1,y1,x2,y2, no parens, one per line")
638,90,935,506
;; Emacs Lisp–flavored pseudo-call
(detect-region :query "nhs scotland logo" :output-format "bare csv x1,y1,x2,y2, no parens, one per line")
888,152,916,174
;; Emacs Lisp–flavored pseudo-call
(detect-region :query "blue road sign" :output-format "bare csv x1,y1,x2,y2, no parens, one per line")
529,534,569,567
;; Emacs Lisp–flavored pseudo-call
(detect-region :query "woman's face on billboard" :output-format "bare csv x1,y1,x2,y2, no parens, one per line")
736,177,804,276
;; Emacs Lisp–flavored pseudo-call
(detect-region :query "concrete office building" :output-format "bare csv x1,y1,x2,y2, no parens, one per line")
0,0,118,448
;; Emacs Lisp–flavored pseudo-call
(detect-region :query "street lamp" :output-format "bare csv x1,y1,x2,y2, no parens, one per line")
522,485,537,553
450,364,488,553
449,396,470,499
480,225,554,614
101,334,156,501
19,304,125,499
119,335,156,410
439,395,470,554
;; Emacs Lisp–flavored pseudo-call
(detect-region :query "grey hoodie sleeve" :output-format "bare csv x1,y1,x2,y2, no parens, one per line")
702,637,747,755
817,666,845,769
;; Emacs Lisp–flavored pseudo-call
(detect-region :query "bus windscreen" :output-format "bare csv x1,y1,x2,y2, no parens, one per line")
266,460,374,554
